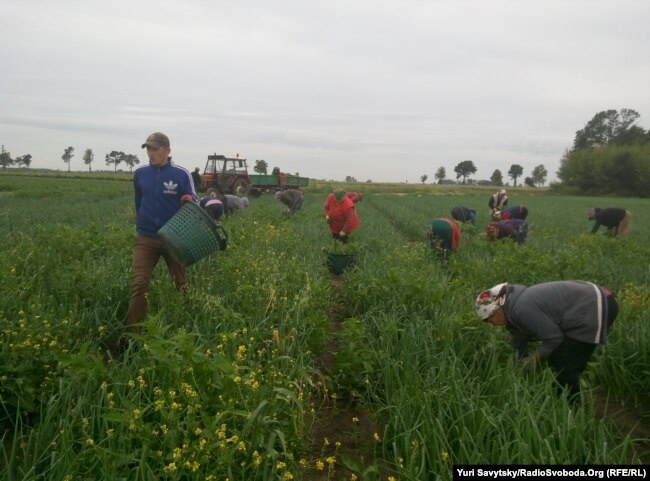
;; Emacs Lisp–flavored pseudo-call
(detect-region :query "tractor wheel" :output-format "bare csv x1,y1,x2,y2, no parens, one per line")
233,179,251,197
207,188,220,198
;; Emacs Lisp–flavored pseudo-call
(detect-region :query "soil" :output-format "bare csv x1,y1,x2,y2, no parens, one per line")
302,276,393,481
303,277,650,477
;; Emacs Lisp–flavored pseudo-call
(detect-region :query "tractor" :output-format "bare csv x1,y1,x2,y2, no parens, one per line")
201,154,252,197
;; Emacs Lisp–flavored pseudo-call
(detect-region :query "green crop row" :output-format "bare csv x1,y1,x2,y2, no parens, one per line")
0,174,648,480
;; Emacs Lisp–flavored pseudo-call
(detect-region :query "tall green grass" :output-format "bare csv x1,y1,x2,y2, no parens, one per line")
1,173,648,480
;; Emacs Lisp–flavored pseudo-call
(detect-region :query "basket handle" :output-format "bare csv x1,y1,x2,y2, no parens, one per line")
215,224,228,250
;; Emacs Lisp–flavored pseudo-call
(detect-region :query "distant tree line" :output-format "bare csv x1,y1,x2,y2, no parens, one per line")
0,146,141,172
424,161,547,187
0,145,32,169
556,109,650,197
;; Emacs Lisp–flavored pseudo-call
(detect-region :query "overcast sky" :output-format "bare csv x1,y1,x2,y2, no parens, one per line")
1,0,649,183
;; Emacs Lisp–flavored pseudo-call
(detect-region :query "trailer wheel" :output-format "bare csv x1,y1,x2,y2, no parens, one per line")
233,179,251,197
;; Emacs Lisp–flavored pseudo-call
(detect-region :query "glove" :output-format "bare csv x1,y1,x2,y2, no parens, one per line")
180,194,194,203
325,215,331,223
339,230,347,237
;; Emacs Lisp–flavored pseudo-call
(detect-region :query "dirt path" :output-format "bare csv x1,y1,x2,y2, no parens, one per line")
302,276,392,481
303,275,649,476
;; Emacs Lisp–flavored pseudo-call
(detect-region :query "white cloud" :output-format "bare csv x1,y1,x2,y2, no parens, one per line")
1,0,649,182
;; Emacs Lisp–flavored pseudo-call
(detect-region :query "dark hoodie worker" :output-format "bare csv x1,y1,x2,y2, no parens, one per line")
587,207,631,238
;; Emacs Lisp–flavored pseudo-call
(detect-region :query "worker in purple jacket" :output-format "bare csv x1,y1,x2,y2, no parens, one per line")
485,219,528,245
587,207,631,238
476,281,618,401
494,204,528,221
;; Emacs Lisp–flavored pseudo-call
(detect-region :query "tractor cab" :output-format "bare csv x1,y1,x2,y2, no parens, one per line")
202,154,252,197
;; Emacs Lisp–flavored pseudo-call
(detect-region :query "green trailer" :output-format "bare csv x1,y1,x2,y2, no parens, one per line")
249,174,309,196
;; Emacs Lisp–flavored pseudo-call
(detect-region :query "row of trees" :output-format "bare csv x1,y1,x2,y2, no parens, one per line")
0,145,32,169
557,109,650,197
422,162,548,187
0,146,141,172
67,147,141,172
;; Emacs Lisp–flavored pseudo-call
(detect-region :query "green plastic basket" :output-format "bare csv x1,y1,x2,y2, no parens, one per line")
158,200,228,267
326,253,356,275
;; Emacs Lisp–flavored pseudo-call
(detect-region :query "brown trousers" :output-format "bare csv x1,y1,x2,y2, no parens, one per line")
616,211,632,238
126,235,187,333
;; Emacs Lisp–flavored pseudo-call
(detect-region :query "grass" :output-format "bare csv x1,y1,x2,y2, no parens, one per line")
0,172,648,480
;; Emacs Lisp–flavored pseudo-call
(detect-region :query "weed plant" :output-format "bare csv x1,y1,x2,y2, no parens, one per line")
0,174,648,480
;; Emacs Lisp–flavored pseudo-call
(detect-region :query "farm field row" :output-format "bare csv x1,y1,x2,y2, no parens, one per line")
1,174,649,480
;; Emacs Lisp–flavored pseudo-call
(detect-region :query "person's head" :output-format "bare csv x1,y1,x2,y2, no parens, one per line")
476,283,508,325
587,208,600,221
141,132,171,167
485,221,499,239
194,167,200,172
498,189,506,196
333,189,346,203
272,167,280,175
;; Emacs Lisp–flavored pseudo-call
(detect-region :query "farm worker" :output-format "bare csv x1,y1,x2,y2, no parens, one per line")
124,132,197,342
345,192,364,203
450,206,476,224
272,167,286,191
191,167,202,191
485,219,528,245
494,204,528,221
275,189,304,214
222,194,249,216
426,218,460,259
587,207,631,238
475,281,618,401
199,195,224,221
323,189,359,243
488,189,508,219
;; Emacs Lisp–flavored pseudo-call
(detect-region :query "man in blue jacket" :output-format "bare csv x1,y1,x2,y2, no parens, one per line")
126,132,197,338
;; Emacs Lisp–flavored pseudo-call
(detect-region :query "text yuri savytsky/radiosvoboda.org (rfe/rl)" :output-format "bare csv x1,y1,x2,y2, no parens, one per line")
454,466,647,480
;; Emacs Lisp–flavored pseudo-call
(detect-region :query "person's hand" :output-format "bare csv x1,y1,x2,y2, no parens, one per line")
522,354,539,375
180,194,194,203
325,215,331,223
339,230,347,238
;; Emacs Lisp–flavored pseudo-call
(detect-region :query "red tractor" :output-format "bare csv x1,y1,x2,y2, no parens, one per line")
201,154,252,197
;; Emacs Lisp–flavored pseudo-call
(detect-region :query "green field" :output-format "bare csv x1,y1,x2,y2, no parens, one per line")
1,172,649,480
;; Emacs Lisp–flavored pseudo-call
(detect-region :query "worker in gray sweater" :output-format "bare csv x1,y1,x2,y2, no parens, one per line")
475,280,618,401
275,189,304,215
222,194,249,216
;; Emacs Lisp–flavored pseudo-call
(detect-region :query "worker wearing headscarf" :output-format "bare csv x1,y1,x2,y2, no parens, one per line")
476,281,618,401
427,218,461,259
323,189,359,242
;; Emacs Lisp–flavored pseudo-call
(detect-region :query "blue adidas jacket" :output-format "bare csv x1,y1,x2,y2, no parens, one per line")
133,160,197,237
